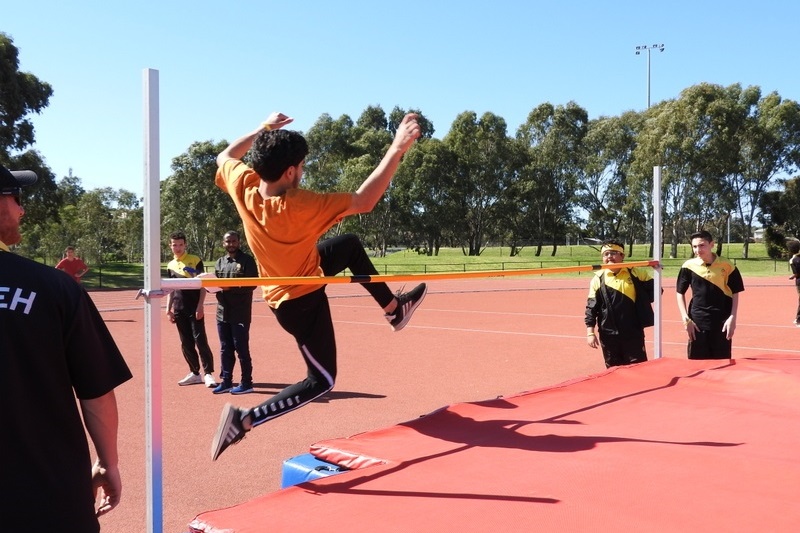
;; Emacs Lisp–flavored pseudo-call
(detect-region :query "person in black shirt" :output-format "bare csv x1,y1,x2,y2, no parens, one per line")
212,231,259,394
676,230,745,359
0,164,132,532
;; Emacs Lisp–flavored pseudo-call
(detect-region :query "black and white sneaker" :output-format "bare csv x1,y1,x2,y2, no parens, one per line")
211,403,248,461
385,283,427,332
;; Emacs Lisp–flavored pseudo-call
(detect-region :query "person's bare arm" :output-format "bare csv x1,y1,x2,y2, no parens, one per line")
676,291,698,340
166,291,175,323
196,287,206,320
80,391,121,516
216,112,294,167
723,293,739,340
345,113,420,215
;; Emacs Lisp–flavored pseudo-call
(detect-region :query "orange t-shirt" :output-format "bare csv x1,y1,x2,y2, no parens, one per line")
215,159,351,308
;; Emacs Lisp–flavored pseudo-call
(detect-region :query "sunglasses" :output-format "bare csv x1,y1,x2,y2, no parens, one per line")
1,189,22,205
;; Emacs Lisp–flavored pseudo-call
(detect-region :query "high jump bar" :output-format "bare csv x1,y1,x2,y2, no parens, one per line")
161,260,660,290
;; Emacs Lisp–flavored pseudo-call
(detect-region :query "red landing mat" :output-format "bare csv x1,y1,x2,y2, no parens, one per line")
189,356,800,533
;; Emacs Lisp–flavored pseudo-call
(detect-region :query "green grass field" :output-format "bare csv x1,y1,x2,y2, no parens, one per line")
369,242,788,279
80,242,788,290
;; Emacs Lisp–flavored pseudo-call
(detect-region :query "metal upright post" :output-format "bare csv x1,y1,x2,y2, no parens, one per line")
142,68,164,533
653,166,662,358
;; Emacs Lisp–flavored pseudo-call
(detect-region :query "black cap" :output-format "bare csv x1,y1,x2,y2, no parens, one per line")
0,164,38,195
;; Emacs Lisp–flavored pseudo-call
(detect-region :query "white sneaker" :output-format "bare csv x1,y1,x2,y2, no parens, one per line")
178,372,203,386
204,373,218,388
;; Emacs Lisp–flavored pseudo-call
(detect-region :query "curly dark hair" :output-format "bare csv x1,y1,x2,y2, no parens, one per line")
250,129,309,182
788,239,800,255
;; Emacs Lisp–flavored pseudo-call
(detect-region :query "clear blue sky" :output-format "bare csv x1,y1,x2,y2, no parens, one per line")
5,0,800,194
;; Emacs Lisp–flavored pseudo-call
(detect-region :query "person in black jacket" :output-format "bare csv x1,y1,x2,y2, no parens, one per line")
585,239,655,368
212,230,259,394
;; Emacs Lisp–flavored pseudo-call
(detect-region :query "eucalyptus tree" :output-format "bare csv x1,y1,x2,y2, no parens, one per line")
36,170,90,263
758,176,800,246
632,83,742,257
162,140,241,261
303,113,358,193
0,33,53,153
730,89,800,257
5,150,60,260
577,111,643,250
444,111,514,255
391,137,460,255
493,139,531,256
74,188,116,266
112,189,143,262
516,102,588,256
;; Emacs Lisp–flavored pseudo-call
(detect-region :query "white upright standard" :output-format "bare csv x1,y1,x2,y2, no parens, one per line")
653,166,663,358
143,68,164,533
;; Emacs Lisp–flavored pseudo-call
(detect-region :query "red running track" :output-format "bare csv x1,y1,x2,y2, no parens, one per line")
88,276,800,532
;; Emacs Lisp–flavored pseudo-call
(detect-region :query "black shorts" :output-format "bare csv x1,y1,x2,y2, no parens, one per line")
688,327,731,359
598,330,647,368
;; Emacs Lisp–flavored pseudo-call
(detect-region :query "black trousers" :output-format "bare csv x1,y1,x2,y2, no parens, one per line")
173,311,215,375
795,285,800,322
598,329,647,368
688,326,732,359
249,234,394,427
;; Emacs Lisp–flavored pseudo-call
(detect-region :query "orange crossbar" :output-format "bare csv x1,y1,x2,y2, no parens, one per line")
160,260,660,290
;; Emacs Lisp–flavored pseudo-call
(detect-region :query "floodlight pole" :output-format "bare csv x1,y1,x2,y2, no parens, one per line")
635,44,665,109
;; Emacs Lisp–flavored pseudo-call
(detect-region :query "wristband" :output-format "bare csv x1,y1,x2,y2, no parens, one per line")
262,122,272,131
683,317,693,326
587,333,595,337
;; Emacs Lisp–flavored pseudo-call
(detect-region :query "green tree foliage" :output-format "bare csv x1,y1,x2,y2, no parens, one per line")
162,140,241,261
0,33,53,152
731,90,800,257
392,138,460,255
633,84,743,257
758,176,800,259
443,111,514,255
516,102,588,256
577,112,643,248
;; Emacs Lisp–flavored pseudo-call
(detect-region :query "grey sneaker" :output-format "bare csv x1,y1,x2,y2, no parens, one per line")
178,372,203,386
385,283,427,332
211,403,248,461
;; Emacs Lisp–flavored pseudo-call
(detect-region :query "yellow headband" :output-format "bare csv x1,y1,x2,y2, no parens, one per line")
601,244,624,255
